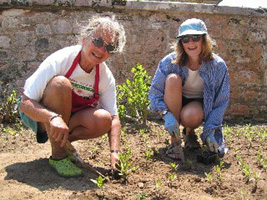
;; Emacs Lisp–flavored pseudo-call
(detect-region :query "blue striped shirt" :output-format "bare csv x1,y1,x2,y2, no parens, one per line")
148,52,230,150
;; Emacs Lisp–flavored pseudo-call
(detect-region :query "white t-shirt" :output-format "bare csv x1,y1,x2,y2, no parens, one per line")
182,69,204,99
23,45,118,116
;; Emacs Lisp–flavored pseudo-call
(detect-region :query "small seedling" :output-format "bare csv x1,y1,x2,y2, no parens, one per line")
205,172,213,184
167,173,176,187
90,175,105,188
116,149,134,181
169,162,178,172
155,179,161,189
139,192,147,200
145,148,153,159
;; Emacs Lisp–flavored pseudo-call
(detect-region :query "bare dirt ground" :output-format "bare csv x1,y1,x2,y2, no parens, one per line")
0,120,266,200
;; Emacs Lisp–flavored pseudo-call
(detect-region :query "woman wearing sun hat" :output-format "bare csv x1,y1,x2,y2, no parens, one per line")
149,18,230,160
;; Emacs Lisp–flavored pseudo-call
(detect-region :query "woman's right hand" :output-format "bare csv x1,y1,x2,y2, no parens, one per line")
49,115,69,148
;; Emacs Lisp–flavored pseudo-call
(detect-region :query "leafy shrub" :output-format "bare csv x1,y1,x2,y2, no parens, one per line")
117,64,151,124
0,89,19,124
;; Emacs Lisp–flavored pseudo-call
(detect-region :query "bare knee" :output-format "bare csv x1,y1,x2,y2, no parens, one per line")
165,74,182,90
180,103,203,128
46,76,72,93
42,76,72,102
94,109,112,132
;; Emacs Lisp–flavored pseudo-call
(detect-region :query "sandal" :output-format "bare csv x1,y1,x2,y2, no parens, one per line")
166,142,184,161
183,128,200,150
49,156,83,177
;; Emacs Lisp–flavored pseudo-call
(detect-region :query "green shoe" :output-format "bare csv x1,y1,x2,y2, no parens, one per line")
49,156,83,177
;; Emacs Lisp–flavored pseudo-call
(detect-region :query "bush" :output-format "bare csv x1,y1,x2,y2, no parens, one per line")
117,64,151,124
0,89,19,124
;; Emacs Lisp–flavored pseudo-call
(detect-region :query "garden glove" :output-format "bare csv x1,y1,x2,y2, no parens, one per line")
206,132,219,153
163,112,179,137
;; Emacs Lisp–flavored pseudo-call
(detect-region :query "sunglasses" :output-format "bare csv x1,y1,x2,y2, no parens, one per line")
92,37,116,54
181,35,202,43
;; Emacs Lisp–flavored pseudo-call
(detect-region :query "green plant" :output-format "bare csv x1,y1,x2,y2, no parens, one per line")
90,175,105,188
205,172,213,184
214,161,224,182
169,162,178,172
117,64,151,125
145,148,153,160
223,125,233,145
167,172,176,187
236,154,254,183
116,149,134,181
155,179,161,189
242,163,251,183
0,89,19,123
138,192,147,200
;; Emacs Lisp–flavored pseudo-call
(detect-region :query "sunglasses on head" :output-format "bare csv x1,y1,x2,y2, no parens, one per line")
181,35,202,43
92,37,116,54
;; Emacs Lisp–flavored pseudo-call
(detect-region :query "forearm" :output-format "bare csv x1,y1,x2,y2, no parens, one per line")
108,115,121,151
19,95,57,124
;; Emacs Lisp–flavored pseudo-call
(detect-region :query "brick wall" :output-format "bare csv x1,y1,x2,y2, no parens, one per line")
0,0,266,122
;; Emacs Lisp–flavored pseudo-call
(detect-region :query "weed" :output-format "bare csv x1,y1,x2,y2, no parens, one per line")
90,175,105,189
117,64,151,125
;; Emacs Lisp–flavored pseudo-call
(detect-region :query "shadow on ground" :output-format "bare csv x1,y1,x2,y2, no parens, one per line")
4,158,99,191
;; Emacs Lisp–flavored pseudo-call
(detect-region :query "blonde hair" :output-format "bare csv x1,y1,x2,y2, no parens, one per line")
79,15,126,53
172,34,215,66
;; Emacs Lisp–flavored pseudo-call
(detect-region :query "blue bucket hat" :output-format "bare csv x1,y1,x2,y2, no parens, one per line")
176,18,208,38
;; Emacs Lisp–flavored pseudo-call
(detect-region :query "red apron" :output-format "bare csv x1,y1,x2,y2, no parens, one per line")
65,51,100,113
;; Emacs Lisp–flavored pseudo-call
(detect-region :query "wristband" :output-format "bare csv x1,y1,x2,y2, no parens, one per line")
110,150,120,154
49,114,62,122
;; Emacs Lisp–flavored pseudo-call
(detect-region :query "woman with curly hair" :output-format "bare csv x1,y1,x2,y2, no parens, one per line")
18,16,126,177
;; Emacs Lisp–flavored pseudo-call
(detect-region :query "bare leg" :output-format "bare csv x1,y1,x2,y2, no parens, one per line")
68,108,112,142
180,101,203,149
180,101,203,133
39,76,72,159
164,74,183,144
164,74,182,120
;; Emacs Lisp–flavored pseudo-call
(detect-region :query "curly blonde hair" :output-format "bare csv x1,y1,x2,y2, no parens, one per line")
172,34,215,66
79,15,126,53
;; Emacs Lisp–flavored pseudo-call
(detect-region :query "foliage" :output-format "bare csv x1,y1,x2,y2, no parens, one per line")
117,64,151,124
0,89,19,124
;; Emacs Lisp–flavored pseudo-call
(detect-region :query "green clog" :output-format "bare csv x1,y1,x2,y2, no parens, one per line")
49,156,83,177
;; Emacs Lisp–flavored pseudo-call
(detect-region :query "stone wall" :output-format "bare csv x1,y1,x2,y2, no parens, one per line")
0,0,266,121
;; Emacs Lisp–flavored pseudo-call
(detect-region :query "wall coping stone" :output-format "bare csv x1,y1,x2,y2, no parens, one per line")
0,0,267,17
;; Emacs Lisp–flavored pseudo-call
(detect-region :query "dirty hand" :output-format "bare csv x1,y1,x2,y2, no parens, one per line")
110,150,120,171
49,115,69,148
206,133,219,153
163,112,179,137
